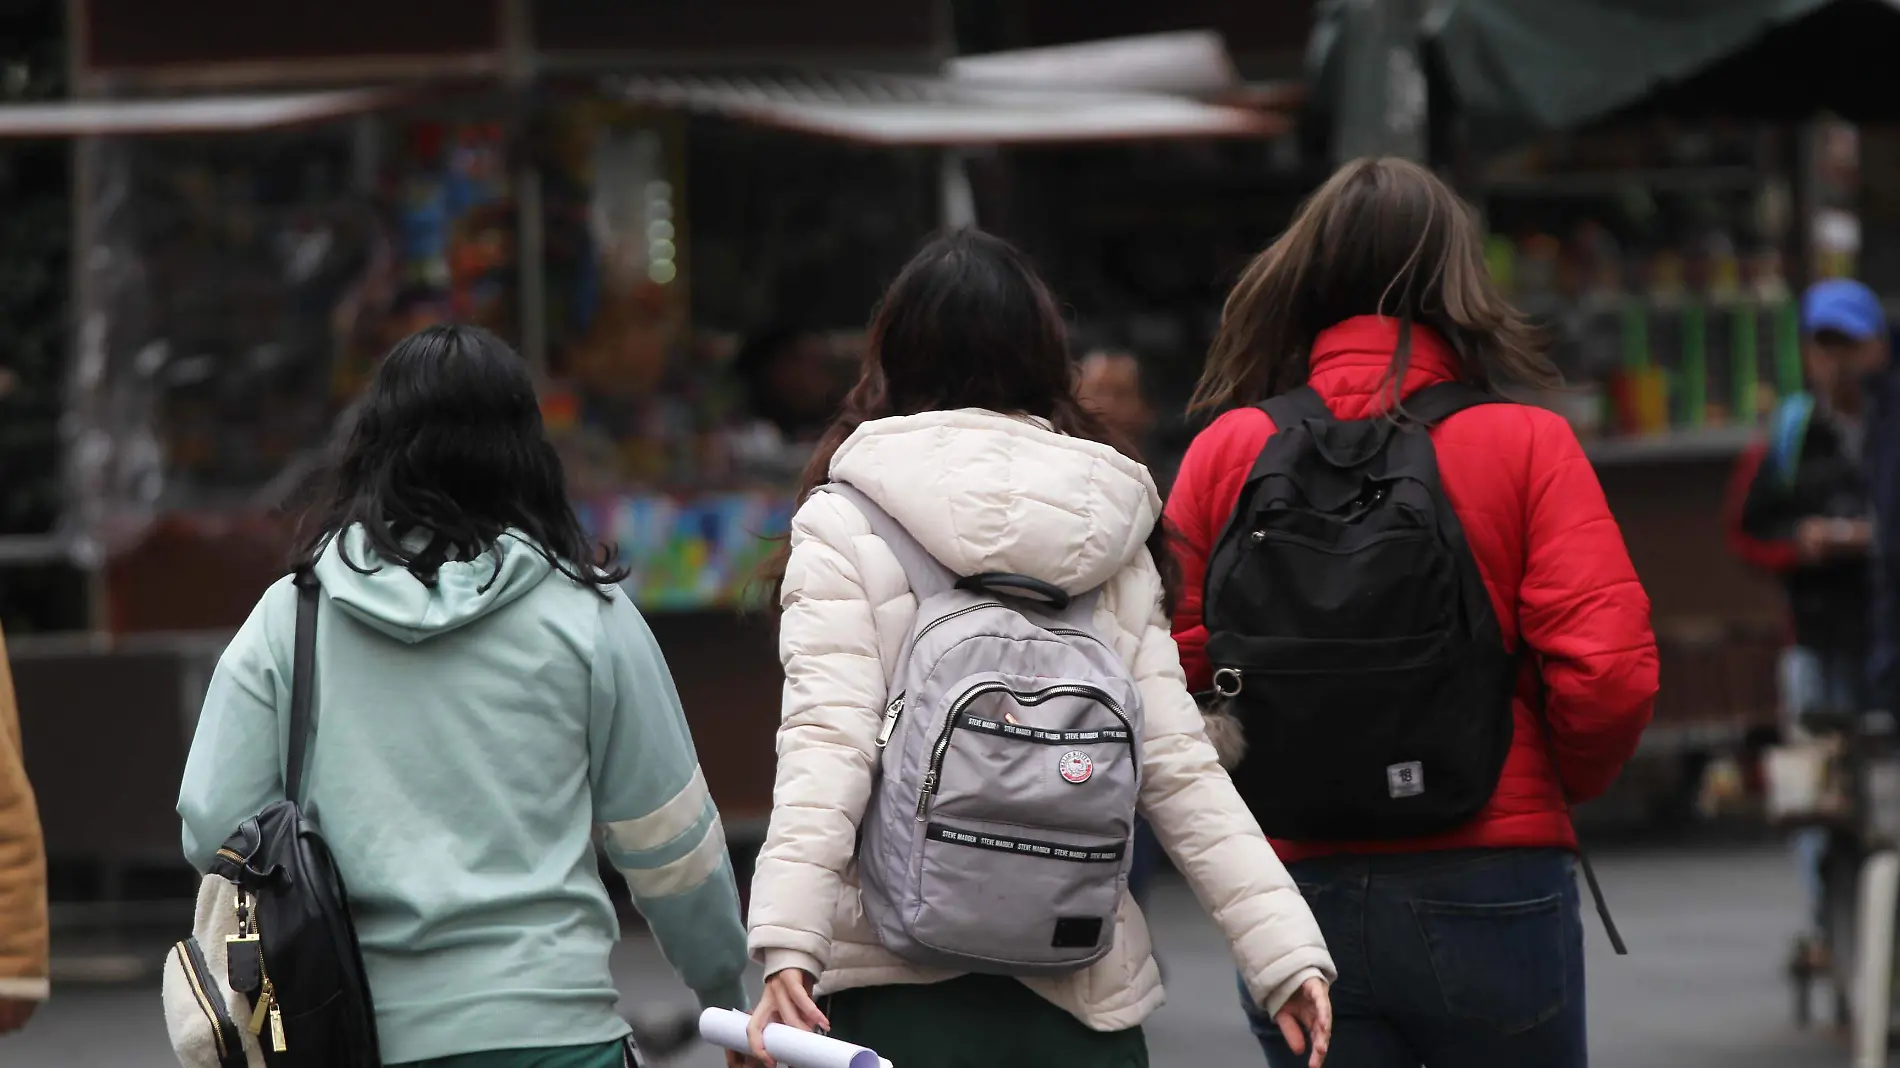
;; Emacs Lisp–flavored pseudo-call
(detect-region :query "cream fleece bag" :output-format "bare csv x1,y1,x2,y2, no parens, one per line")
1201,698,1248,771
161,874,267,1068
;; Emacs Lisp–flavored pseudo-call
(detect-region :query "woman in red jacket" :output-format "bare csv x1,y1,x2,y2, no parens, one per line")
1168,158,1657,1068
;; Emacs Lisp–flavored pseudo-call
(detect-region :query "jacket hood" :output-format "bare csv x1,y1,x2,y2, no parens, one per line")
313,525,555,643
828,409,1161,594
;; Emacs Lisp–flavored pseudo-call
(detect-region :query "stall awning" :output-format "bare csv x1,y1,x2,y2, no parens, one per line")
611,69,1287,146
0,87,407,138
1311,0,1900,153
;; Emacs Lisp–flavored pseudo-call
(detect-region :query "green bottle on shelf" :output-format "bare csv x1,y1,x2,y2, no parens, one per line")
1681,302,1707,430
1774,299,1803,398
1733,303,1759,424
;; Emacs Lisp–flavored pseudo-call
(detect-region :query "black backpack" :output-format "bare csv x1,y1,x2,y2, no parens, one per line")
207,572,381,1066
1203,382,1517,841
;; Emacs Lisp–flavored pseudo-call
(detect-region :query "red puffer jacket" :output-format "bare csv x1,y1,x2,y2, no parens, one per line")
1167,316,1658,862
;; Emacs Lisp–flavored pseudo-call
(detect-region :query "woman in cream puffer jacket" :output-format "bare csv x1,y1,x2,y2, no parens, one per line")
741,231,1334,1068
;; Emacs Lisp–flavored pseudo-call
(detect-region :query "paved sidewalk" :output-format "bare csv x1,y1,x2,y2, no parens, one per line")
0,844,1850,1066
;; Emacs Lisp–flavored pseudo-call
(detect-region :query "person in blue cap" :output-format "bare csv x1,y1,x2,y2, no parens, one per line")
1724,277,1886,975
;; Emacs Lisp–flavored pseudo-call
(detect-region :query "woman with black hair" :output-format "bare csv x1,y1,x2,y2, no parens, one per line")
178,325,749,1068
742,232,1333,1068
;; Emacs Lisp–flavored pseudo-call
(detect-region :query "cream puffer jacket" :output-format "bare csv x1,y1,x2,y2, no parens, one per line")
748,409,1334,1031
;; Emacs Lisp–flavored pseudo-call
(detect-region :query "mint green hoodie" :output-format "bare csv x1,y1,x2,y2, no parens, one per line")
177,528,749,1063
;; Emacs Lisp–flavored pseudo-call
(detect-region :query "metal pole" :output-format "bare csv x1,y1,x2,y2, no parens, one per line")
1333,0,1428,164
502,0,547,376
66,0,106,633
940,150,976,230
1852,849,1900,1066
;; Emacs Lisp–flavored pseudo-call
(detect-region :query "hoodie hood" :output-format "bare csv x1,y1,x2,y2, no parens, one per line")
829,409,1161,594
314,525,556,643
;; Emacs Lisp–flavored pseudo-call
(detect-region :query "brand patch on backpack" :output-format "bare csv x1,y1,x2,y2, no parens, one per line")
1387,761,1424,798
1058,751,1094,784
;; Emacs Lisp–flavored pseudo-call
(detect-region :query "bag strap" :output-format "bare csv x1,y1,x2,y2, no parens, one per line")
1257,385,1332,432
286,570,321,806
1396,381,1508,425
1768,392,1815,488
814,483,958,602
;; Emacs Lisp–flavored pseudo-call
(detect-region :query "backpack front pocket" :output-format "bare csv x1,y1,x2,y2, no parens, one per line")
903,676,1138,971
912,816,1127,970
917,677,1138,827
163,936,254,1068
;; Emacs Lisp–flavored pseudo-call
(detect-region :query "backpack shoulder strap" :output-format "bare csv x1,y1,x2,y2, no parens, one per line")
1768,392,1815,486
814,483,957,601
1257,385,1332,433
1398,381,1509,425
286,570,321,805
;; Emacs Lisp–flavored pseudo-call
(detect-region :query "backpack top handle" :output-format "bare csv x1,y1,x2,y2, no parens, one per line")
955,572,1072,612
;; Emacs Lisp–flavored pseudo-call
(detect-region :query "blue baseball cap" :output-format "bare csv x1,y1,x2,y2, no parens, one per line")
1802,278,1887,340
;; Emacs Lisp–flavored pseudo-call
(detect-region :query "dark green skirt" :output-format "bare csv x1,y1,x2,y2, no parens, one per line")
389,1037,631,1068
825,974,1148,1068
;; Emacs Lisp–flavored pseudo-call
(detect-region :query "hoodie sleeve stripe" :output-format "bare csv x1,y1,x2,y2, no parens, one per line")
602,767,710,854
0,976,49,1000
616,812,728,900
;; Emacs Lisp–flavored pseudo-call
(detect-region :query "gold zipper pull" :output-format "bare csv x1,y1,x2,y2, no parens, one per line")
268,1002,287,1052
248,981,272,1035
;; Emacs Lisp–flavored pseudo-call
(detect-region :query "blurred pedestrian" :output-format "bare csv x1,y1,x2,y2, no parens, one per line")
726,327,845,483
744,231,1335,1068
177,325,749,1067
1077,350,1157,446
1169,158,1657,1068
0,624,47,1036
1724,278,1883,971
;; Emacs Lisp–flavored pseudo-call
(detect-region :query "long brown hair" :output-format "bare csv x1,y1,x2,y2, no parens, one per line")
1192,157,1560,413
765,229,1177,610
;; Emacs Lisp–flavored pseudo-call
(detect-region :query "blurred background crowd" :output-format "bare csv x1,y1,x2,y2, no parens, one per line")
8,1,1900,1065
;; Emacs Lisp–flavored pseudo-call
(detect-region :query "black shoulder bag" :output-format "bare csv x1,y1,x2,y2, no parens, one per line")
206,571,382,1066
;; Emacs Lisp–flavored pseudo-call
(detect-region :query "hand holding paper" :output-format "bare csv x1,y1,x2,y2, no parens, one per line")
699,1008,893,1068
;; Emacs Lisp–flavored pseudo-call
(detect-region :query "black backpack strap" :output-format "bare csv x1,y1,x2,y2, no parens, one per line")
1257,385,1333,432
286,570,321,805
1397,381,1508,425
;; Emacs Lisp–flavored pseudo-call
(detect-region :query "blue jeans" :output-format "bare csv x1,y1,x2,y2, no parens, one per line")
1242,849,1586,1068
1780,644,1866,724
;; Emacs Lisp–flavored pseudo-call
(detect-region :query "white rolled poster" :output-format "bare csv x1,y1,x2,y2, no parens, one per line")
698,1007,894,1068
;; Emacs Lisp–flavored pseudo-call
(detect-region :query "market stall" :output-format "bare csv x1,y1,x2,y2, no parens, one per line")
9,14,1297,860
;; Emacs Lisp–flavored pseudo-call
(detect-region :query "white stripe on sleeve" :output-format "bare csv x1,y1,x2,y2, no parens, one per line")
602,767,712,854
617,813,728,900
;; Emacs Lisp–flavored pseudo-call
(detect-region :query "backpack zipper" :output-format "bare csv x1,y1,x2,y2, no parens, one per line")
879,601,1000,751
913,601,1000,643
235,889,286,1052
876,693,906,748
916,682,1132,821
175,940,238,1064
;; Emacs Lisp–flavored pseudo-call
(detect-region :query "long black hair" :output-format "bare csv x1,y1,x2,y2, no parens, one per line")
292,324,628,593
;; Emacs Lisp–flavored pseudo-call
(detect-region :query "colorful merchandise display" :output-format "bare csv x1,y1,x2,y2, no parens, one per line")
576,491,793,611
1478,118,1826,444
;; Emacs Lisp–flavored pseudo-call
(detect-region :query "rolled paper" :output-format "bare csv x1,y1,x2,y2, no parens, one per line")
698,1007,893,1068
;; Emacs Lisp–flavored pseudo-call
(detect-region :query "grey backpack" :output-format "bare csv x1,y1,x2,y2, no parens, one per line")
819,483,1144,975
